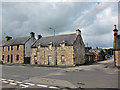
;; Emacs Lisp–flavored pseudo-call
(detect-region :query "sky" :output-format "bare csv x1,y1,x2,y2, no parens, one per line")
1,1,119,48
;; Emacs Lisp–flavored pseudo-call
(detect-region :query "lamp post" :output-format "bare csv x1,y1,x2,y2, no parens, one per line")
49,27,57,65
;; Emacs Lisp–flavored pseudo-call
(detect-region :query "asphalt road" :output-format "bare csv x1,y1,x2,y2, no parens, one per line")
0,58,119,90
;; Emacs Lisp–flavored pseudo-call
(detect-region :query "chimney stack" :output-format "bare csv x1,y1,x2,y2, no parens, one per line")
37,35,42,40
113,25,118,67
30,32,35,38
113,25,118,36
114,25,116,30
5,36,12,41
76,29,81,35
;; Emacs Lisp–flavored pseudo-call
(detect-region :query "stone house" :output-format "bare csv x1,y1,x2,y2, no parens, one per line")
31,29,85,66
113,25,120,67
85,47,95,63
0,40,6,63
0,32,36,64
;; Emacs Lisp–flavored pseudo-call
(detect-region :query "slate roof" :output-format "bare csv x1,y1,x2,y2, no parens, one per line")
2,36,31,46
0,40,6,46
116,35,120,50
32,33,77,47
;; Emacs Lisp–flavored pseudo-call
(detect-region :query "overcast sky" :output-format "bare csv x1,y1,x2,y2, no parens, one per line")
1,1,119,48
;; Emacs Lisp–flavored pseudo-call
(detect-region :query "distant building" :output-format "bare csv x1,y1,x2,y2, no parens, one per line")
85,47,95,63
89,47,104,61
31,29,85,66
89,47,102,54
0,32,36,64
113,25,120,67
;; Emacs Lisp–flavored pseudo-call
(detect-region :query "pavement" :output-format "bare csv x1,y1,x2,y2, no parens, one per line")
0,57,119,90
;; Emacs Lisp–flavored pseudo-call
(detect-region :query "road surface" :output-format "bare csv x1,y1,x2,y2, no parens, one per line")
0,58,119,89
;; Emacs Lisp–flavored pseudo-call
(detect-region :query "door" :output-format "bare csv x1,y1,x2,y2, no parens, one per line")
11,55,13,63
48,56,52,65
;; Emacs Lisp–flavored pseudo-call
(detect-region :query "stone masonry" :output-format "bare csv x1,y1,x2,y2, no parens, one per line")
31,29,85,66
2,45,24,64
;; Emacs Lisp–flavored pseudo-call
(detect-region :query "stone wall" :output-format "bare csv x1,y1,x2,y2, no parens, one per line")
115,50,120,67
57,46,74,66
1,45,24,64
73,35,85,65
31,48,37,64
31,46,74,66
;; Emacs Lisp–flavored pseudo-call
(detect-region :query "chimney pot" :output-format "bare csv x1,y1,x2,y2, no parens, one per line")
5,36,12,41
37,35,42,40
113,25,118,36
114,25,116,29
76,29,81,35
30,32,35,38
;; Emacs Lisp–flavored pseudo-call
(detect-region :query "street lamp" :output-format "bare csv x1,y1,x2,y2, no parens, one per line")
49,27,57,65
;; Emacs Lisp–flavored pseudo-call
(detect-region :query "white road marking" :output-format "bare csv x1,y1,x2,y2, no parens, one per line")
2,81,9,84
16,81,23,84
1,79,6,81
9,82,17,85
19,84,29,87
21,86,29,88
8,79,14,82
25,83,35,86
49,86,59,89
37,84,48,87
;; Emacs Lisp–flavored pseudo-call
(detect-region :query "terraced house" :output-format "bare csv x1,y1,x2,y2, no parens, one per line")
113,25,120,67
0,32,36,64
31,29,85,66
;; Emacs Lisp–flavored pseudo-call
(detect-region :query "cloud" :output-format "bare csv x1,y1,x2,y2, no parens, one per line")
2,2,118,48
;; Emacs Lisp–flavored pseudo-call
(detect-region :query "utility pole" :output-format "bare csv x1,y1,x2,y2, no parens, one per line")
49,27,57,65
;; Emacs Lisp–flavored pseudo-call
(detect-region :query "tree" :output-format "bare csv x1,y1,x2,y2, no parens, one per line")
98,49,106,59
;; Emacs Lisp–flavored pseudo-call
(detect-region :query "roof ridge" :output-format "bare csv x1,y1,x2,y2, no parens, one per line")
42,33,76,38
11,36,30,40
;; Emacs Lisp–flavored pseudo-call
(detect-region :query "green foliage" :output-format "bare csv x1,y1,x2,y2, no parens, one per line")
107,49,113,55
98,49,106,59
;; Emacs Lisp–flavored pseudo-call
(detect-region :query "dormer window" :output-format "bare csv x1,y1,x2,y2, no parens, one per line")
37,43,41,52
60,41,65,50
38,43,41,48
48,42,53,50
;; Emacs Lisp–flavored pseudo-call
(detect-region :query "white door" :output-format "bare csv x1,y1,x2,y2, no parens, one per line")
48,56,52,65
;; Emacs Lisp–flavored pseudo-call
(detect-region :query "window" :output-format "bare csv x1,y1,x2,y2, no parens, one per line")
11,46,13,50
8,46,9,51
17,45,19,50
11,55,13,63
61,55,65,63
48,45,52,50
61,44,65,50
48,42,52,50
3,46,5,51
60,41,65,50
16,55,19,61
7,55,9,62
2,55,4,60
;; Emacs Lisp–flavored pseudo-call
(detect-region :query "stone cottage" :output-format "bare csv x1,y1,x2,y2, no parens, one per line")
0,40,6,63
0,32,36,64
113,25,120,67
31,29,85,66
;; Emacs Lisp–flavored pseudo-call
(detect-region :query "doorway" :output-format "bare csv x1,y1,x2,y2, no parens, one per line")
48,56,52,65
